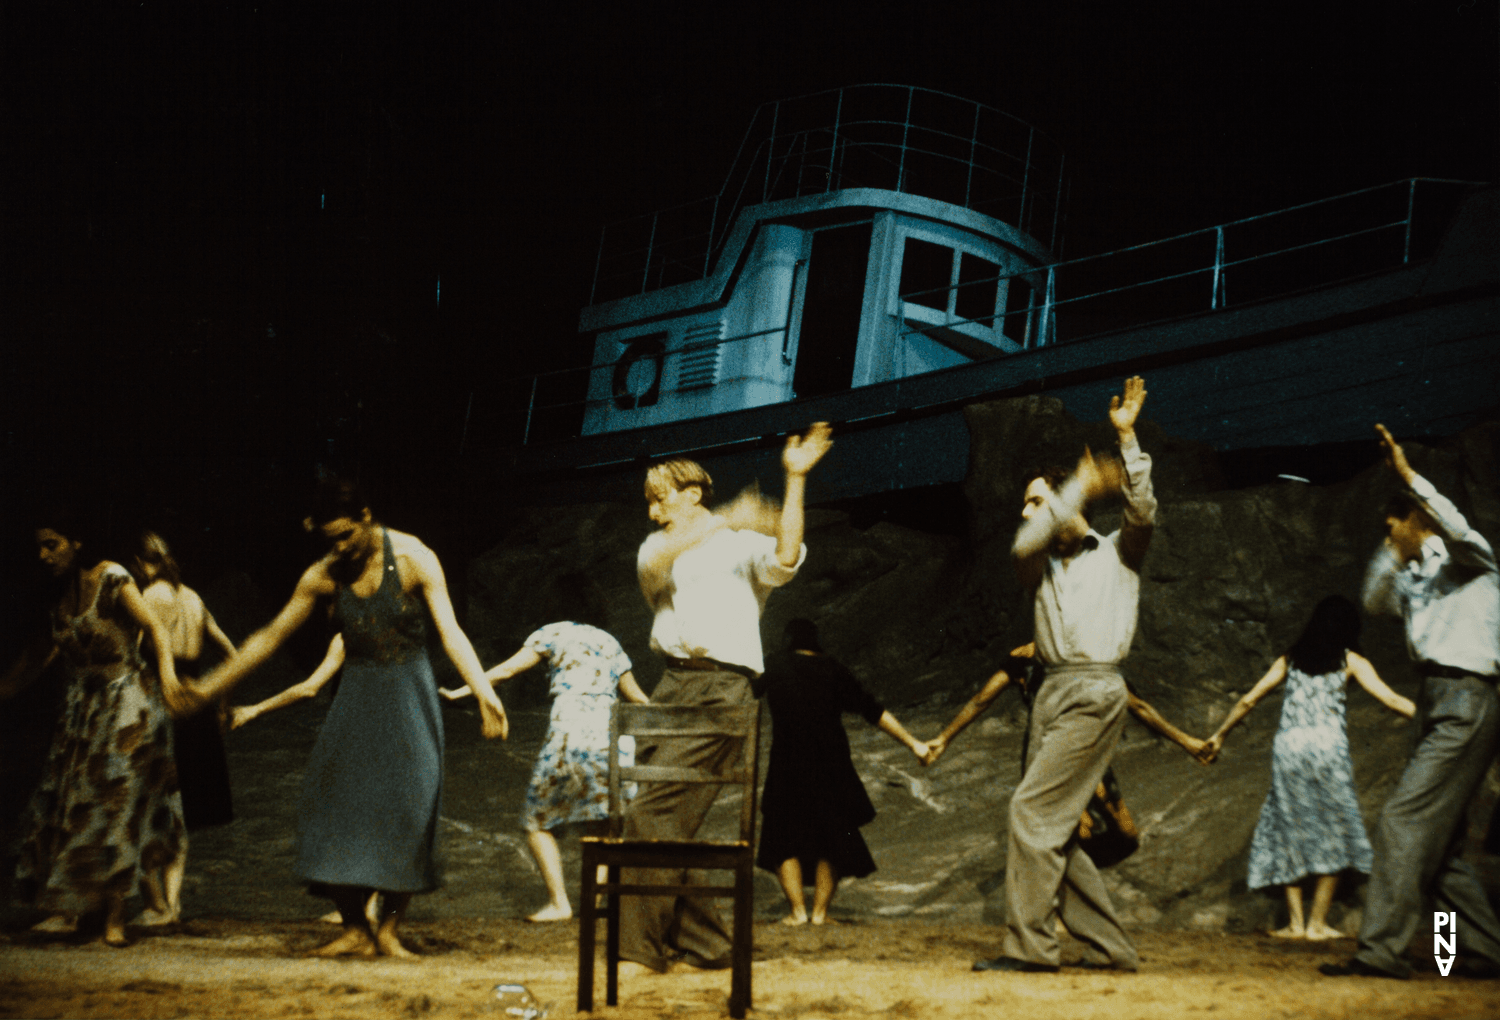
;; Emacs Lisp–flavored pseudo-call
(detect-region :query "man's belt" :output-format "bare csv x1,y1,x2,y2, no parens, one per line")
1419,661,1498,681
663,655,752,676
663,657,732,672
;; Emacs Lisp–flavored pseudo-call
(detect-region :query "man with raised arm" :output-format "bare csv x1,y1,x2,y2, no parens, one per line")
1320,424,1500,980
619,422,833,976
972,376,1153,975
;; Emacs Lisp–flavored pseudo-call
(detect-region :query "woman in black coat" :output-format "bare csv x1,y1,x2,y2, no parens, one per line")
753,619,928,925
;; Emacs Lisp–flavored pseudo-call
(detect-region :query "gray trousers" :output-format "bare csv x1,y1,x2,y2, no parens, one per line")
1001,663,1138,969
618,666,752,972
1356,673,1500,976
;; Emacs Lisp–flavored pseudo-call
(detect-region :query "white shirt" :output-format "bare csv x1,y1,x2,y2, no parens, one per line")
639,526,804,676
1362,473,1500,677
1014,436,1157,666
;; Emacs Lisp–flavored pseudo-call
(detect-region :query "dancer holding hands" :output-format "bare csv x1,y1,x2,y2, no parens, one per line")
754,618,928,926
440,573,649,922
182,477,507,958
1201,595,1413,940
972,377,1154,974
2,513,187,945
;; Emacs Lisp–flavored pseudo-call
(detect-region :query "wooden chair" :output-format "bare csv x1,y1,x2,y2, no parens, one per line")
577,702,761,1018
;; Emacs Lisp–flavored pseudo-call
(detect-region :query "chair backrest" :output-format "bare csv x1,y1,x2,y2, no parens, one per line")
608,702,761,842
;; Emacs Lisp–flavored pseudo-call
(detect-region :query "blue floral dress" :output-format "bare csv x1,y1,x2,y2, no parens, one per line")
1246,662,1374,889
521,622,634,831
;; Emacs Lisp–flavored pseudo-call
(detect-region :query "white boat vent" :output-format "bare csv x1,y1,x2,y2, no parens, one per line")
677,321,724,391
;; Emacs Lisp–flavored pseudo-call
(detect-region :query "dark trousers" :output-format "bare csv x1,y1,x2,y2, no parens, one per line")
618,666,753,972
1356,673,1500,976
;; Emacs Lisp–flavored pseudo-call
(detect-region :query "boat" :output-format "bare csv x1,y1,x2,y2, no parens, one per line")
470,84,1497,505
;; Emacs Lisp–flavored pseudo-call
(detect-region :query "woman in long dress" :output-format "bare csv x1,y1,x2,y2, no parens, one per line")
1203,595,1415,939
0,516,188,945
753,618,928,925
440,572,649,921
182,477,508,958
130,529,238,925
229,632,382,928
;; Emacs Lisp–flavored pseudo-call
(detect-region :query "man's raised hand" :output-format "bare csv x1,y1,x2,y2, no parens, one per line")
1375,424,1416,485
1109,376,1147,439
783,421,834,478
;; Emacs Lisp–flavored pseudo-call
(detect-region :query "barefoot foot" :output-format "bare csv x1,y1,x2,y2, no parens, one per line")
1269,924,1306,939
375,928,418,959
1305,922,1344,941
318,910,344,924
30,914,78,934
130,906,179,928
306,927,377,957
526,903,573,923
780,912,809,926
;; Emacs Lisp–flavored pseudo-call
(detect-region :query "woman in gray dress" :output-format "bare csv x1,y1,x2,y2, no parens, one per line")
183,477,508,957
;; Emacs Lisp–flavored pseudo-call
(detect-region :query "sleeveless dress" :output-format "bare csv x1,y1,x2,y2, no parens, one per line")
294,529,444,893
753,650,882,881
13,564,186,912
1246,662,1374,889
519,621,635,831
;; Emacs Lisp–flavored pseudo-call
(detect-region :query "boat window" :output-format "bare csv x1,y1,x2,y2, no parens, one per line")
955,252,999,326
899,238,954,312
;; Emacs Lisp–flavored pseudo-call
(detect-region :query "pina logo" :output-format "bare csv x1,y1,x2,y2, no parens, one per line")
1435,911,1457,976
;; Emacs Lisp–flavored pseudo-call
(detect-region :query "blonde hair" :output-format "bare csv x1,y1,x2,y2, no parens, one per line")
645,458,714,505
135,530,183,589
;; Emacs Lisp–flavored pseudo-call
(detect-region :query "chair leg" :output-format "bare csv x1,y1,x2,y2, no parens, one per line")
605,862,621,1006
730,856,754,1019
578,847,598,1013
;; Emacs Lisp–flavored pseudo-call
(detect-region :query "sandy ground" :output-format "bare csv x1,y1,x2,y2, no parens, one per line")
3,918,1499,1020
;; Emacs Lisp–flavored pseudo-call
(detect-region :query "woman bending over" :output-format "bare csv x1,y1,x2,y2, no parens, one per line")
441,573,648,921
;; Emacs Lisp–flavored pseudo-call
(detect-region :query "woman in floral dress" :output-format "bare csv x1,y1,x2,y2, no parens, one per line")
442,573,648,921
1203,595,1415,940
0,516,188,946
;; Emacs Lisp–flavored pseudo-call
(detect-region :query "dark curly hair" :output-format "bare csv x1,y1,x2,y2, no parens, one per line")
1286,595,1363,676
307,474,372,529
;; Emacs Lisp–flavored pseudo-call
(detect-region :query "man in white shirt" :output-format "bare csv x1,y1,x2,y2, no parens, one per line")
974,376,1153,974
619,422,832,974
1321,424,1500,980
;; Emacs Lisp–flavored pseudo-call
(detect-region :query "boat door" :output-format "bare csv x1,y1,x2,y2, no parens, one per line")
792,222,873,398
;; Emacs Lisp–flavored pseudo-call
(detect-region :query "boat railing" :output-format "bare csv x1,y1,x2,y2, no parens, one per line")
896,177,1482,351
589,84,1067,305
483,177,1485,450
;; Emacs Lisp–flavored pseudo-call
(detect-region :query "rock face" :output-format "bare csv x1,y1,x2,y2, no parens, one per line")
461,397,1500,932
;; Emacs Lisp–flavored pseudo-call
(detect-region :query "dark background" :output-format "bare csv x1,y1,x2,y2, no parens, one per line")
2,1,1497,631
